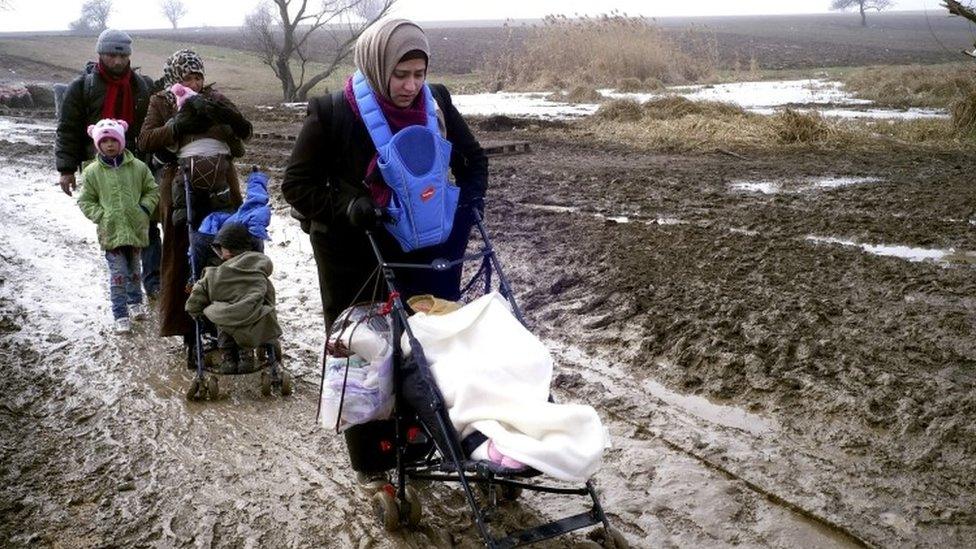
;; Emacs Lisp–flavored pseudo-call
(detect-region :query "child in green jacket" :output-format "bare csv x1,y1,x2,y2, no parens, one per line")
77,118,160,334
185,222,282,373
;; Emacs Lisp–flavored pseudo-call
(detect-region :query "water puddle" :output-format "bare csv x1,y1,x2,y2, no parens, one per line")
731,181,781,194
806,236,976,265
645,374,777,436
730,176,881,194
521,202,685,227
548,340,776,436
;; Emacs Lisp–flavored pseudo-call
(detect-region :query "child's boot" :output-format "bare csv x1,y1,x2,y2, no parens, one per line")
238,347,256,372
114,317,132,334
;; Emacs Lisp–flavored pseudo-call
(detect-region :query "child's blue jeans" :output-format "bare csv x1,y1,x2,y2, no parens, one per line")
105,246,143,320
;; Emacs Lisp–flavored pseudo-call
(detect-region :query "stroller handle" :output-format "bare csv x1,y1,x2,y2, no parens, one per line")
364,202,526,327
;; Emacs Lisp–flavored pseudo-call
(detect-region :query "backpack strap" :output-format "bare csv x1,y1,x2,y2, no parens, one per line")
84,71,96,103
351,70,439,153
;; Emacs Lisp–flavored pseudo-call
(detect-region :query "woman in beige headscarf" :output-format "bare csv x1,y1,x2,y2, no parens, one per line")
283,18,488,486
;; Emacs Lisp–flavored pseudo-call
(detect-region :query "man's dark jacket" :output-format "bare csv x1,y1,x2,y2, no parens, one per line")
55,61,156,174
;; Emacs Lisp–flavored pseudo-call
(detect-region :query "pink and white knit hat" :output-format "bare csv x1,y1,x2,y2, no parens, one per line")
87,118,128,148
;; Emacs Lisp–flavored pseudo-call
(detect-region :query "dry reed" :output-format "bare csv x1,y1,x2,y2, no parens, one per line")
951,90,976,138
841,64,976,109
486,13,716,92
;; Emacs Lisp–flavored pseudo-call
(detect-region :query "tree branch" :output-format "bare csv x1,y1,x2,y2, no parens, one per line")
944,0,976,25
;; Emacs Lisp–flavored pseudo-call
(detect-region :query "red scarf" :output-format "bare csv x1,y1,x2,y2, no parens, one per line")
97,62,135,127
344,76,428,206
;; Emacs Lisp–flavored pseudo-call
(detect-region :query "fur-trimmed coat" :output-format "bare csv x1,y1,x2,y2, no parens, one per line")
137,86,249,337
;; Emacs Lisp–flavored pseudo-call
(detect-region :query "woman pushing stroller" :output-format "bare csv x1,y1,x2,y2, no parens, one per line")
138,49,253,366
282,18,488,485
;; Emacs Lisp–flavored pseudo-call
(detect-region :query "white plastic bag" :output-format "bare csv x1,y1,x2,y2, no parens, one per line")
318,303,395,432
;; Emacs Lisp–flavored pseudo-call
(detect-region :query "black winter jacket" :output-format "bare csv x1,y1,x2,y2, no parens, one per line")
55,62,155,174
282,84,487,230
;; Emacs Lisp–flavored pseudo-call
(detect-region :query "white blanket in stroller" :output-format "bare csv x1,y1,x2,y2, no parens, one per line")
404,292,608,482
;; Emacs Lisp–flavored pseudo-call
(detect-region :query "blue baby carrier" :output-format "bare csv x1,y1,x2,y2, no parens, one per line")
352,70,459,252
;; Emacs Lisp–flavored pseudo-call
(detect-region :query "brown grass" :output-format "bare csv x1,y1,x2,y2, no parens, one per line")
951,90,976,138
840,64,976,109
639,96,747,120
772,109,834,143
580,98,959,153
486,13,716,92
547,85,605,104
593,98,644,122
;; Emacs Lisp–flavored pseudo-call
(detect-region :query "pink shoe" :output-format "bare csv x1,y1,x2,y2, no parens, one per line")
487,440,526,470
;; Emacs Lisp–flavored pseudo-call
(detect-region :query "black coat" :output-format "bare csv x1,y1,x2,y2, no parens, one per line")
55,62,155,174
282,84,489,324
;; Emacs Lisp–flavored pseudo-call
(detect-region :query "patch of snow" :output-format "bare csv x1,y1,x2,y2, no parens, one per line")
452,91,598,119
452,79,949,121
667,79,871,109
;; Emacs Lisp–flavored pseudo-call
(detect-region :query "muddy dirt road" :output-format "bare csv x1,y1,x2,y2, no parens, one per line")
0,114,972,548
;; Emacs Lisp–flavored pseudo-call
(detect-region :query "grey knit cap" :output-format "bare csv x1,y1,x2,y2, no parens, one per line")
96,29,132,55
213,223,255,254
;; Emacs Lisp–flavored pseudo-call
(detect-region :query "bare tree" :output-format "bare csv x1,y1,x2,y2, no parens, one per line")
352,0,387,20
830,0,894,27
160,0,188,29
243,0,396,102
70,0,113,33
0,1,13,11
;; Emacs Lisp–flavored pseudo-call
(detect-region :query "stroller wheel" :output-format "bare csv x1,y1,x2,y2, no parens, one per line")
280,370,294,396
260,371,272,397
205,376,219,400
372,489,400,532
587,526,629,549
185,378,202,401
404,485,422,527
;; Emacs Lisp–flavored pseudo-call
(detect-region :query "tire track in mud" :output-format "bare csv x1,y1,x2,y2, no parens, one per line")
542,341,867,549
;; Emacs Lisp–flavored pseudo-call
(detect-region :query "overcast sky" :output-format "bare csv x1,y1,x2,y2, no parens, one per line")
0,0,952,33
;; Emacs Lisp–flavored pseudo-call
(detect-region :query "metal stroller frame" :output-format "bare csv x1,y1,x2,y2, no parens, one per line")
361,206,627,548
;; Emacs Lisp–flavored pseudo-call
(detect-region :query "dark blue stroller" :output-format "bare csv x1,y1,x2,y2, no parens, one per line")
182,162,293,401
344,205,628,548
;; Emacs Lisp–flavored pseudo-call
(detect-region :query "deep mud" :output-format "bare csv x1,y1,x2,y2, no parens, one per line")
1,113,973,548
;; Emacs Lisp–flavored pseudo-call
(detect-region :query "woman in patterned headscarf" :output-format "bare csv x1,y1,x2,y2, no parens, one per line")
138,49,253,363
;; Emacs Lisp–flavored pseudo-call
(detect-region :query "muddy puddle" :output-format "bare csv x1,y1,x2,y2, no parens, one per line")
729,176,882,194
806,235,976,266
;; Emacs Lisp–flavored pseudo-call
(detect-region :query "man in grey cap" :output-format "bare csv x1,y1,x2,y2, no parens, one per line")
55,28,162,298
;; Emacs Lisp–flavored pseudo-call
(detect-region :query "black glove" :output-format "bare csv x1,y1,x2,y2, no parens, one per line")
172,104,213,137
205,100,252,139
346,196,384,228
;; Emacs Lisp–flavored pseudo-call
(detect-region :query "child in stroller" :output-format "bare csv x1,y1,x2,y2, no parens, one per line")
185,222,290,395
